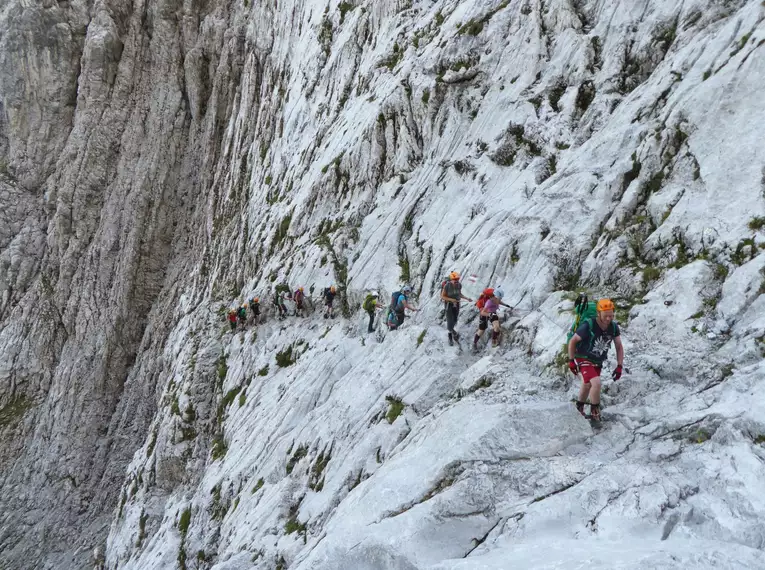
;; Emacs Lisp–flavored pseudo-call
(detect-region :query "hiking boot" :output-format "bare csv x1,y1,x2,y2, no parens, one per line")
452,331,460,342
589,403,601,422
491,338,499,348
575,401,586,417
472,343,479,354
448,334,454,346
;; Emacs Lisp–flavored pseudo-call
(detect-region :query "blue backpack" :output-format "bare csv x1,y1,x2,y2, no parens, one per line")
390,291,404,312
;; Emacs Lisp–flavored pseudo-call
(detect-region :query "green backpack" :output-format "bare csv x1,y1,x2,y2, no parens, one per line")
567,293,598,341
362,294,376,312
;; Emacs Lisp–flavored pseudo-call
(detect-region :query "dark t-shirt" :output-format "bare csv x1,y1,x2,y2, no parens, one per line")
442,281,461,302
574,318,620,365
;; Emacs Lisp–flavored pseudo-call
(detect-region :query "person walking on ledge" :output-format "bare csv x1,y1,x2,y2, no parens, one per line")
567,298,624,425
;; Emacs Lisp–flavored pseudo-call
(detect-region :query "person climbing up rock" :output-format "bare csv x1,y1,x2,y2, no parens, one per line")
362,291,383,333
249,297,260,324
387,285,418,330
323,285,337,319
274,288,288,320
472,287,510,352
294,287,306,317
227,309,237,331
440,272,473,346
237,305,247,329
567,298,624,424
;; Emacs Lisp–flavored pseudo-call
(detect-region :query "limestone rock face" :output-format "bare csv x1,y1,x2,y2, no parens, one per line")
0,0,764,569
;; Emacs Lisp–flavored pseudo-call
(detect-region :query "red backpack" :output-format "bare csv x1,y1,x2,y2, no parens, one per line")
476,288,494,309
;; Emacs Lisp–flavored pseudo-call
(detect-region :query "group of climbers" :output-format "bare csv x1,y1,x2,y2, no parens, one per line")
360,286,419,333
227,297,262,331
226,284,339,329
273,286,308,319
441,275,624,425
228,271,624,427
374,272,624,427
438,272,511,352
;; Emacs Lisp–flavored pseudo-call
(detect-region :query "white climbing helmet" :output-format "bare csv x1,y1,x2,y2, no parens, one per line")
494,287,504,299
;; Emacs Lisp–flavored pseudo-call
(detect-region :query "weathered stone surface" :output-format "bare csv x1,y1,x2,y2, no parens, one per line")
1,0,764,569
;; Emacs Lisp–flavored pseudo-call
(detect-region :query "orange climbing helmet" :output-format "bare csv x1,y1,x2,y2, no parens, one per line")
330,285,336,293
596,298,615,312
449,271,460,280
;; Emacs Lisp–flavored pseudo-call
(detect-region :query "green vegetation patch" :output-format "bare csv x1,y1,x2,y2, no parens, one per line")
0,395,33,428
221,386,242,409
642,266,662,284
309,445,332,491
276,345,296,367
178,507,191,537
211,433,228,460
216,353,228,381
338,1,354,24
385,396,405,424
691,428,712,444
748,216,765,231
455,1,509,36
286,444,309,475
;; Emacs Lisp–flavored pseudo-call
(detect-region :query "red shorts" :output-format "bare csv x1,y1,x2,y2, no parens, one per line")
575,358,602,384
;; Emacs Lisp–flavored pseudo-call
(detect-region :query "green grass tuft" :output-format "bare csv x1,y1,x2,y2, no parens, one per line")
276,346,296,367
748,216,765,231
286,444,308,474
178,507,191,537
211,433,227,460
216,353,228,381
385,396,404,424
642,266,661,284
